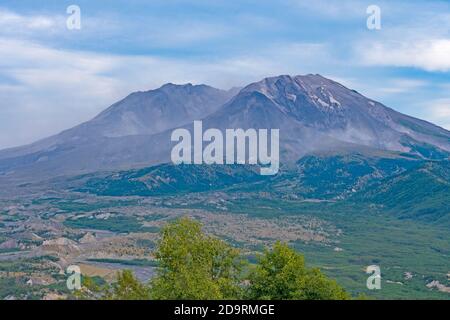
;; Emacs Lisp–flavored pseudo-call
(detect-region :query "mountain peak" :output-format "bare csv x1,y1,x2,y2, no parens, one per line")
219,74,450,156
241,74,344,105
1,74,449,180
242,74,339,93
160,82,193,89
158,82,218,92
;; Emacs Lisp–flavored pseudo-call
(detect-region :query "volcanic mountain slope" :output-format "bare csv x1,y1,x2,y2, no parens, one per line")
90,83,237,138
0,74,449,180
204,75,450,159
0,84,236,178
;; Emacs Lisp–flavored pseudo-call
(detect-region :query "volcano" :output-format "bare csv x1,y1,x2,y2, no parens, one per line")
0,74,449,180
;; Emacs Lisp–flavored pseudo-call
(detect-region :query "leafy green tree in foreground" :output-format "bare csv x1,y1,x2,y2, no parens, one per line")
76,270,150,300
150,217,243,299
107,270,151,300
246,242,350,300
75,217,349,300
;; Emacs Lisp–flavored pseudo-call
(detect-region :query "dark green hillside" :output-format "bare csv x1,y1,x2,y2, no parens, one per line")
76,154,449,225
352,160,450,225
79,154,421,198
78,164,266,196
269,154,420,199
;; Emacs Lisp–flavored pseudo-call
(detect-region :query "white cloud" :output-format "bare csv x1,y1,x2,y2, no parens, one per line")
0,38,124,149
358,39,450,72
425,99,450,130
289,0,366,19
376,79,428,94
0,8,60,33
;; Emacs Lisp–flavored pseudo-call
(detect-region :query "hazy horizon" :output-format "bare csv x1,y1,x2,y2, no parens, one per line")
0,0,449,149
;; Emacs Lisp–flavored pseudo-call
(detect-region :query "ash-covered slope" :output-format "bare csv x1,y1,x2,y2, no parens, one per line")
0,83,234,158
203,74,450,160
90,83,235,138
0,74,449,180
0,84,236,178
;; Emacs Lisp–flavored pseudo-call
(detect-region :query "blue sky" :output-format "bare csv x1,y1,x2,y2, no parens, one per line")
0,0,449,148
